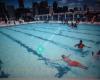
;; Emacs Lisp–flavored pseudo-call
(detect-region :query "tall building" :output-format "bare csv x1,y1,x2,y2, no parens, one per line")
58,0,99,11
18,0,24,8
58,0,83,8
6,5,15,19
32,2,39,15
53,1,58,13
0,2,8,20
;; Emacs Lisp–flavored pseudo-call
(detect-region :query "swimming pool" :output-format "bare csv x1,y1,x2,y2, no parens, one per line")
0,23,100,79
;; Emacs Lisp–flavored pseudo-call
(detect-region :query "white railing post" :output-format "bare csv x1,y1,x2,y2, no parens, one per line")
58,14,60,21
40,15,41,21
42,15,43,21
38,16,40,21
52,14,53,21
42,16,43,21
64,13,66,20
47,14,49,20
73,13,74,22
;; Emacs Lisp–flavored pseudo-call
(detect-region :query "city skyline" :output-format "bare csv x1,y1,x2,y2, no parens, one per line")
0,0,98,8
0,0,52,8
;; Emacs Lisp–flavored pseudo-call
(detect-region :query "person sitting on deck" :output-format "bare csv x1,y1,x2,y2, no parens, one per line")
61,55,88,70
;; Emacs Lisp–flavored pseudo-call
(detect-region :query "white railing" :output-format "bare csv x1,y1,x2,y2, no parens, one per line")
34,10,100,22
34,11,87,21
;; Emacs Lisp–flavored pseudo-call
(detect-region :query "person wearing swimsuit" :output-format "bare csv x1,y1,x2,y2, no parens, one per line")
75,40,85,49
61,55,88,70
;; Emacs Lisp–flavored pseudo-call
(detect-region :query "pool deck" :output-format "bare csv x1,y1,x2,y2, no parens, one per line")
1,78,100,80
0,21,100,27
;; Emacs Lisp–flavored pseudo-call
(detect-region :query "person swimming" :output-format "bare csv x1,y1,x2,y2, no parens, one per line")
74,40,85,49
61,55,88,70
75,40,90,49
0,60,3,71
70,22,74,28
0,60,3,64
74,40,91,57
74,22,77,28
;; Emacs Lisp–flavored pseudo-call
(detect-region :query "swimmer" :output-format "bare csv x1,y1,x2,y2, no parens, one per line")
0,60,3,64
0,60,3,71
74,22,77,28
70,22,74,28
61,55,88,70
74,40,90,49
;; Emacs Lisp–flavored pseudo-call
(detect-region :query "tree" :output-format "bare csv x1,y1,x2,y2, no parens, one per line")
32,2,39,15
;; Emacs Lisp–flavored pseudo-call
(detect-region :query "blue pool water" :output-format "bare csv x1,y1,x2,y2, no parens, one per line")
0,23,100,79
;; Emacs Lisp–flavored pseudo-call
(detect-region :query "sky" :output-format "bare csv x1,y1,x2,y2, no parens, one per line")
0,0,97,8
0,0,53,8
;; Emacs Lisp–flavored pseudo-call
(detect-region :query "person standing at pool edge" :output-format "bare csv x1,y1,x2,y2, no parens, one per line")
61,55,88,70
